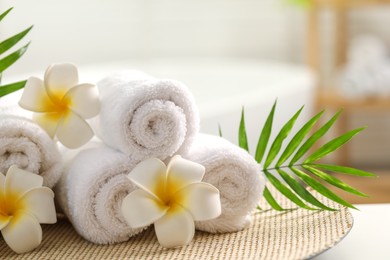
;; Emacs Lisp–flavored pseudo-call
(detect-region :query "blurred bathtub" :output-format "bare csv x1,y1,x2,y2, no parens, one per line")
78,59,316,152
4,59,316,153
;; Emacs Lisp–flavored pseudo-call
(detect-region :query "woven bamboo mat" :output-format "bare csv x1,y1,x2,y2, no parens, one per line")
0,188,353,259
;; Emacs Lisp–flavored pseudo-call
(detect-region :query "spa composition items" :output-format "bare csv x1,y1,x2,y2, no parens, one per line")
52,68,264,248
183,134,265,233
56,145,143,244
0,61,373,255
0,114,62,188
91,70,200,160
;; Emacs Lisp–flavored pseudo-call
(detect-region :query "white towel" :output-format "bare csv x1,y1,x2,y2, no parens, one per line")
0,114,62,188
91,70,199,161
55,144,144,244
183,134,266,233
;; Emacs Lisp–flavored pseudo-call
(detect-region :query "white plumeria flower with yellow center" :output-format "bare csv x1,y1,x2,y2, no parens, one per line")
19,63,100,149
121,155,221,248
0,166,57,254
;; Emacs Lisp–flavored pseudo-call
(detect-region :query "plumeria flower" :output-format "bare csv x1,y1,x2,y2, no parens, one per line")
122,155,221,248
0,166,57,254
19,63,100,149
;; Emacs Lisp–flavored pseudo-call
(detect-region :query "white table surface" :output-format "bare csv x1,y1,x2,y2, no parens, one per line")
314,204,390,260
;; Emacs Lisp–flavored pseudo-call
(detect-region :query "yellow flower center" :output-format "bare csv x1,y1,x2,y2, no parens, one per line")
43,90,72,115
0,191,24,218
155,175,187,211
52,96,71,114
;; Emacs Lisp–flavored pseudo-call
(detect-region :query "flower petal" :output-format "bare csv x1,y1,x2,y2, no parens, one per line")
0,172,5,213
128,158,167,198
65,83,100,119
21,187,56,224
0,215,11,230
1,210,42,254
33,112,62,138
5,166,43,198
121,189,168,229
19,77,55,112
154,204,194,248
56,111,94,148
0,172,5,190
175,183,221,221
167,155,205,193
44,63,79,97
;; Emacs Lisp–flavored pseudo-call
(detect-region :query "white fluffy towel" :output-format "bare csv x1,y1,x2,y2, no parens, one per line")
92,70,199,161
183,134,266,233
0,114,62,188
55,145,144,244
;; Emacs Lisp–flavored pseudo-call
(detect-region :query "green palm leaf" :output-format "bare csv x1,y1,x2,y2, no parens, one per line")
0,26,33,56
226,103,374,211
265,170,315,210
303,165,368,197
263,106,303,169
263,187,284,211
276,110,323,167
277,169,335,211
0,7,13,22
218,123,223,137
0,43,29,74
309,164,375,177
290,110,342,165
238,107,249,152
0,80,26,97
304,127,365,163
255,100,276,163
0,5,32,97
291,167,357,209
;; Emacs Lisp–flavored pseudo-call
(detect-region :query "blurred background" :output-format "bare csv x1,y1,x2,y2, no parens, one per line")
1,0,389,203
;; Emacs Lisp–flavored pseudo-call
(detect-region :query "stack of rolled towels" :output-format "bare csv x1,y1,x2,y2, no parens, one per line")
55,70,265,244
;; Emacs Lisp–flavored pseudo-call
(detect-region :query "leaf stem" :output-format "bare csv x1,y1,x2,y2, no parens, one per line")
264,163,306,172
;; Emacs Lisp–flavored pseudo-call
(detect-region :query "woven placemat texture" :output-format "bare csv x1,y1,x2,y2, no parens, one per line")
0,188,353,259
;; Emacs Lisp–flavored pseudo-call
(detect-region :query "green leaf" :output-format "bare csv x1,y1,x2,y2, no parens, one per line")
264,170,315,210
304,165,368,197
305,127,365,163
0,80,26,97
238,107,249,152
276,110,324,167
310,164,376,177
263,106,303,169
290,110,342,165
291,167,357,209
0,43,30,74
277,169,336,211
0,7,13,23
255,100,276,164
263,187,284,211
218,124,223,137
0,26,33,56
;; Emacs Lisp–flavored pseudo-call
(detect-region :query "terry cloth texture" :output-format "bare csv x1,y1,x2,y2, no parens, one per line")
0,114,62,188
91,70,199,161
183,134,266,233
55,145,144,245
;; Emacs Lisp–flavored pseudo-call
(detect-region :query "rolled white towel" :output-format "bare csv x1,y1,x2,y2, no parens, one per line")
55,144,144,244
0,114,62,188
183,134,266,233
91,70,199,161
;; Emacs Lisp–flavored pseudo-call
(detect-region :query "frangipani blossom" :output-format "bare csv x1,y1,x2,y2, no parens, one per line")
122,155,221,248
0,166,57,254
19,63,100,149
